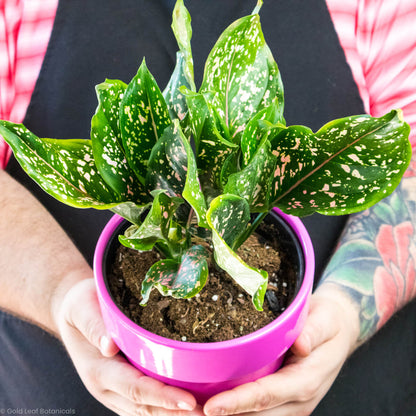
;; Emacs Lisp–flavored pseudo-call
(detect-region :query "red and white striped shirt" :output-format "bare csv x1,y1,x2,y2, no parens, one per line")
327,0,416,142
1,0,415,170
0,0,57,168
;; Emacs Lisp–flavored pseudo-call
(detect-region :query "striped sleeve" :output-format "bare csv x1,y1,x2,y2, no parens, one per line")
0,0,57,169
326,0,416,147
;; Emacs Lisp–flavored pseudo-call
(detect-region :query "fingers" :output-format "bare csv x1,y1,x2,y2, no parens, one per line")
203,363,317,416
290,296,340,357
204,294,357,416
69,341,199,415
57,278,201,415
203,346,336,416
100,332,120,357
223,401,316,416
60,278,119,357
104,391,203,416
99,354,198,411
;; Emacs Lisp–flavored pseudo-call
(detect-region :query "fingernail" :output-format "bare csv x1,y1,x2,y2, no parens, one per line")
177,401,194,411
99,335,110,354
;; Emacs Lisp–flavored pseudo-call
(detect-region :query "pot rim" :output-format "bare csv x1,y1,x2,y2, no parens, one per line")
93,207,314,351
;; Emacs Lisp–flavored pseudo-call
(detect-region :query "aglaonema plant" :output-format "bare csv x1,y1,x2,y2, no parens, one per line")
0,0,411,311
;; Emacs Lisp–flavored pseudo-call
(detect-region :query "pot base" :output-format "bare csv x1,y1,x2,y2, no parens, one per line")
127,355,285,404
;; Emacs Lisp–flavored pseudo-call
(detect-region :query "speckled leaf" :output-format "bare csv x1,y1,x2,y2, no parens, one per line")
200,12,283,141
225,138,277,212
0,121,120,208
206,194,268,311
163,52,191,120
119,190,183,253
183,89,237,188
110,202,148,225
220,150,240,189
91,79,149,203
171,0,196,92
119,59,171,183
94,79,126,143
270,110,412,216
182,89,227,145
241,97,285,168
140,245,209,305
147,120,207,226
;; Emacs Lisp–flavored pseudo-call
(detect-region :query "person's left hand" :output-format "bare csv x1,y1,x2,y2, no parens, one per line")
203,285,360,416
55,277,203,416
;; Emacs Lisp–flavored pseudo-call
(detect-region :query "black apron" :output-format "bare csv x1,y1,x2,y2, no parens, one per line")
2,0,415,414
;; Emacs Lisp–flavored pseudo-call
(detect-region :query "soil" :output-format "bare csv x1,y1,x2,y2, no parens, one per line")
107,222,298,343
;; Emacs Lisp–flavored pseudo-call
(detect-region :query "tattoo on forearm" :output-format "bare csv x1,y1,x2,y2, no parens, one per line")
320,151,416,342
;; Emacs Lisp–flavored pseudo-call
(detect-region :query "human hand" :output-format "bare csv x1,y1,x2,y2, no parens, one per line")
53,277,203,416
203,285,360,416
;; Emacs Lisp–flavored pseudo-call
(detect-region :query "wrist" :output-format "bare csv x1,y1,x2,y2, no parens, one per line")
50,267,93,337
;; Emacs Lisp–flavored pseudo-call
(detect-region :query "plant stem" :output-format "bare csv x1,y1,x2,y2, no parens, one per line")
232,211,268,250
186,207,195,229
155,241,172,259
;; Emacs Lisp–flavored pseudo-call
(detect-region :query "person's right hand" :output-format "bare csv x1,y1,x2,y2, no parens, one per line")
53,277,204,416
203,284,360,416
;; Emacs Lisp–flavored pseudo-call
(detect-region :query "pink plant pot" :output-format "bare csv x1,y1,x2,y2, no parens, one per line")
93,208,314,404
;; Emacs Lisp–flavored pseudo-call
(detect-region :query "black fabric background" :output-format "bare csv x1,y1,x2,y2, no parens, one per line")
2,0,415,414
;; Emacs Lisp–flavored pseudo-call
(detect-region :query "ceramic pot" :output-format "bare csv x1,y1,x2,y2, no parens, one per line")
94,208,314,404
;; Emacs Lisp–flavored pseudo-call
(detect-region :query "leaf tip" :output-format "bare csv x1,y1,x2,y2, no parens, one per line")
252,0,263,15
395,108,404,121
138,57,147,71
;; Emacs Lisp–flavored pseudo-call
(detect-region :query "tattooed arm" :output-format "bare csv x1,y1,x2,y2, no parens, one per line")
320,150,416,343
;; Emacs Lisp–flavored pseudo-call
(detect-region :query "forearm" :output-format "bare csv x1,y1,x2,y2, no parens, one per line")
319,149,416,344
0,169,91,335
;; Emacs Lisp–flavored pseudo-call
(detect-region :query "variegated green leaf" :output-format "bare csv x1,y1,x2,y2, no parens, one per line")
270,110,412,216
224,138,277,212
147,120,208,226
119,190,183,254
171,0,196,92
119,59,171,183
219,150,240,189
200,12,283,141
183,89,237,189
91,79,149,203
94,79,126,143
0,121,120,208
207,194,250,247
163,52,191,120
206,194,268,311
241,97,285,168
110,202,148,226
140,244,209,305
181,89,226,144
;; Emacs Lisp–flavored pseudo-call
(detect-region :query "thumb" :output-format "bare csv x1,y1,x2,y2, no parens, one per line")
99,333,119,357
60,278,119,357
291,296,340,357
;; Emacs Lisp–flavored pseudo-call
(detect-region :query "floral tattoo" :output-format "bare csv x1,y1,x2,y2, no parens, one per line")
320,151,416,342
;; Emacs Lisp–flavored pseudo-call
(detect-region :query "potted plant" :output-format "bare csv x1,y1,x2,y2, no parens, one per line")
0,0,411,404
